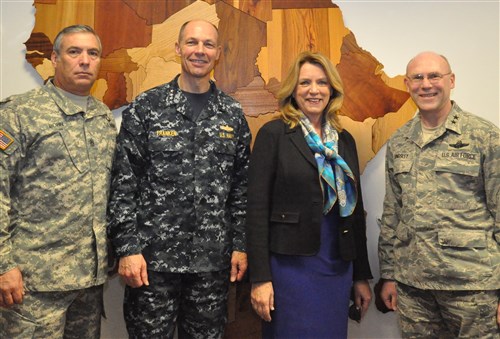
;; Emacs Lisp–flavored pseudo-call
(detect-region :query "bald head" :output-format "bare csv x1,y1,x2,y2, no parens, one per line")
406,51,452,75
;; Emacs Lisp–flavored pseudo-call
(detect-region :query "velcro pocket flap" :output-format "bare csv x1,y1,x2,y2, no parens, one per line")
438,230,486,248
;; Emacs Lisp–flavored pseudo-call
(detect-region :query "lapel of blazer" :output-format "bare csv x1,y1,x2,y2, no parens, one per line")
286,124,317,168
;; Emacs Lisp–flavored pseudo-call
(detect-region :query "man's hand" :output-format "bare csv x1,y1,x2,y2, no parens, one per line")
0,267,24,308
251,281,274,322
118,254,149,288
230,251,247,282
353,280,372,319
380,280,398,311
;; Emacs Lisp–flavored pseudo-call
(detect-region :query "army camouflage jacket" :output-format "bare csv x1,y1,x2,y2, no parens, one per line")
107,75,251,273
0,80,117,291
379,102,500,290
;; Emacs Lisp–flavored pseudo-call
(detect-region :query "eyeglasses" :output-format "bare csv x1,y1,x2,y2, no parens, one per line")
406,72,452,84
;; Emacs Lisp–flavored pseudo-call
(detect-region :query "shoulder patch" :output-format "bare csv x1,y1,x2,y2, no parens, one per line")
0,129,14,150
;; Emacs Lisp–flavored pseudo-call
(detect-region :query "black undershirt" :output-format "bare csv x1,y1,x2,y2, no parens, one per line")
182,88,212,121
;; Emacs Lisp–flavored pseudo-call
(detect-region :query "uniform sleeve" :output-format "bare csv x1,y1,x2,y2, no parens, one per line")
246,124,278,282
0,106,23,274
107,98,149,258
227,110,251,252
378,142,400,280
484,126,500,245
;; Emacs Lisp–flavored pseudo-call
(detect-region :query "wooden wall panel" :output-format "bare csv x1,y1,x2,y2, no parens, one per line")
94,0,152,58
123,0,197,25
33,0,95,42
27,0,414,173
215,1,267,93
221,0,272,21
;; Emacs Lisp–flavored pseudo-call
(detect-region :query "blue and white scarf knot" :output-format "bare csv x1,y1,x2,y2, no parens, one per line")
300,116,357,217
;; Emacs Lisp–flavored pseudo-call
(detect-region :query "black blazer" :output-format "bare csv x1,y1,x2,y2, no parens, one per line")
246,119,373,283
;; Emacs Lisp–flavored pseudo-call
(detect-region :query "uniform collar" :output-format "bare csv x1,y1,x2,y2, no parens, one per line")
442,101,463,135
406,101,463,146
169,74,219,121
44,79,101,118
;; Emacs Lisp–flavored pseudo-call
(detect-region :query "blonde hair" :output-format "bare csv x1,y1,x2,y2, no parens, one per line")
278,51,344,131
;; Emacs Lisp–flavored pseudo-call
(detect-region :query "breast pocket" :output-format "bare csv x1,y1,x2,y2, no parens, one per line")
270,211,300,225
434,152,481,209
148,136,188,182
212,138,237,176
33,129,86,175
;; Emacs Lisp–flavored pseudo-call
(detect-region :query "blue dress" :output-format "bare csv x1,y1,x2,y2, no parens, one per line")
262,209,353,339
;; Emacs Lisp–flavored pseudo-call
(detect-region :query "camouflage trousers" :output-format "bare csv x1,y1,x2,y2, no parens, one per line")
397,283,499,338
124,269,230,339
0,284,103,339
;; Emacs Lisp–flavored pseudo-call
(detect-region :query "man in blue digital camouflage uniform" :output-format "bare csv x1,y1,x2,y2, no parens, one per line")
107,20,251,339
0,25,116,338
379,51,499,338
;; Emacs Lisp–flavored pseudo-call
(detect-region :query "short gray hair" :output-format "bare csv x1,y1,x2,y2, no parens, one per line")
53,25,102,54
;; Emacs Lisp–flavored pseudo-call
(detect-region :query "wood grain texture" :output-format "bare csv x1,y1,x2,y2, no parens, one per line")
27,0,414,172
214,1,267,94
337,32,410,121
272,0,338,9
24,32,53,67
123,0,197,25
94,0,153,58
33,0,95,42
231,75,279,118
221,0,272,21
256,8,347,88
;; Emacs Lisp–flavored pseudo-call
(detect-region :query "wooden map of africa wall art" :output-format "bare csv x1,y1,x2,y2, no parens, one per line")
24,1,417,337
25,0,416,173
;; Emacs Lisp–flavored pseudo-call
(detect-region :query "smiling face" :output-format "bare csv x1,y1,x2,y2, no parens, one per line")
404,52,455,118
175,20,221,82
51,32,101,96
293,62,332,122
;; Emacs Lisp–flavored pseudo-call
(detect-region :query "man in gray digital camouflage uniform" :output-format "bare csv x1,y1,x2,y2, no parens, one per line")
0,25,116,338
379,51,500,338
107,20,251,339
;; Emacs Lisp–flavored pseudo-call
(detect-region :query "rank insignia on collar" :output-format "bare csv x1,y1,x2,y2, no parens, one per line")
0,129,14,150
220,125,234,132
449,140,469,149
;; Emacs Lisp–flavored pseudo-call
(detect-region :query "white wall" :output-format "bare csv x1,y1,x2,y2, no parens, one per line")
1,1,498,338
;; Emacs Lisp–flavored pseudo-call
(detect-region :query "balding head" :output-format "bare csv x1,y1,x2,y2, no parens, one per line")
406,51,452,75
178,20,219,45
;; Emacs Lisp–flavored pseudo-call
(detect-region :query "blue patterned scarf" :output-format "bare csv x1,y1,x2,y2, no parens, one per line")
299,116,357,216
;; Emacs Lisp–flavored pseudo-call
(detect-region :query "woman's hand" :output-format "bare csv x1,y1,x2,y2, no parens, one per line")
251,281,274,322
353,280,372,319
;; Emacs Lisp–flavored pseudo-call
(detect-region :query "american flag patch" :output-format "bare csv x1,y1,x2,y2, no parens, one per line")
0,129,14,150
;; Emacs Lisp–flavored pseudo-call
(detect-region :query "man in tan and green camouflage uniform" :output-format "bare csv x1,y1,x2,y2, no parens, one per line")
0,25,116,338
379,51,499,338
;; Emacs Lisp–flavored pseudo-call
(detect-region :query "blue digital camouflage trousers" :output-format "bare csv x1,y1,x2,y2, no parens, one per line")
0,284,103,339
397,282,499,338
124,269,230,339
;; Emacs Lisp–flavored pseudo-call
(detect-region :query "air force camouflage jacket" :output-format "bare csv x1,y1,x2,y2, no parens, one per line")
107,75,251,273
379,102,500,290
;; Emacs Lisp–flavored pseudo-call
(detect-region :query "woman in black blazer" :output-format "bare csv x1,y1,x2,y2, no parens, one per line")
246,51,373,338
